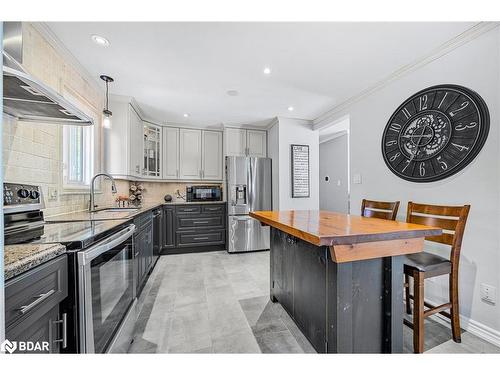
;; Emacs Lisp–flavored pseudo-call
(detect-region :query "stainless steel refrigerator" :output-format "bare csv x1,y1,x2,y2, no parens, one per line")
226,156,272,253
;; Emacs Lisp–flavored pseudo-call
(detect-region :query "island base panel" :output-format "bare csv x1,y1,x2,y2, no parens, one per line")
270,228,404,353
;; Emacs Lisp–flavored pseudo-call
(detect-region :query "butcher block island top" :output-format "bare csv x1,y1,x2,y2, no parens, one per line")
250,210,442,263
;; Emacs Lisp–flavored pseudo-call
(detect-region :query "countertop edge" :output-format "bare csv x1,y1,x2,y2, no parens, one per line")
4,243,66,281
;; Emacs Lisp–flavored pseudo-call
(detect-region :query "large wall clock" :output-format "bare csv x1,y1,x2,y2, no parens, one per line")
381,84,489,182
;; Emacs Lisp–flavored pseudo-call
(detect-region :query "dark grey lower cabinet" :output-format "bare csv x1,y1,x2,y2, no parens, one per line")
270,228,404,353
163,207,175,249
5,255,68,354
134,213,154,294
270,229,326,352
7,306,62,353
161,204,226,254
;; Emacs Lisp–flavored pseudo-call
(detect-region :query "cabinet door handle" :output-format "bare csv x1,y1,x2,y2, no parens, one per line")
193,221,209,224
18,289,55,315
53,313,68,349
194,237,209,240
176,169,179,178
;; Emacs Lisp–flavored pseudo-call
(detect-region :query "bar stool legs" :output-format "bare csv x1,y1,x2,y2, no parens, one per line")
405,274,412,315
413,270,425,354
450,271,462,343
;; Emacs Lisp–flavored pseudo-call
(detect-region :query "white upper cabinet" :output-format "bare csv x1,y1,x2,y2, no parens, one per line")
162,127,179,179
179,129,202,180
246,129,267,157
103,100,143,178
142,122,162,178
202,130,223,180
129,106,143,176
225,128,247,156
224,128,267,157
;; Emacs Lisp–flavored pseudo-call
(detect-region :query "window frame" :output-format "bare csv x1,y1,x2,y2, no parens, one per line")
60,84,101,194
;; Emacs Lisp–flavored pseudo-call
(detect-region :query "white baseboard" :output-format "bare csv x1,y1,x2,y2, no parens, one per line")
423,299,500,348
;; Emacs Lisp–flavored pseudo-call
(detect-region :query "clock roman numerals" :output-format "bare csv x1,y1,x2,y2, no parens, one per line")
382,85,489,183
401,107,411,119
389,123,401,133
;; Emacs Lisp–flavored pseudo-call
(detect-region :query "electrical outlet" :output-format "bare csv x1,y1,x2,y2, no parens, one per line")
480,283,497,305
48,187,58,201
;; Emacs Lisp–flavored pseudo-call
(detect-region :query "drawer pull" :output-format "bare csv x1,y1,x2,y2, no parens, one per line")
53,313,68,349
193,221,209,224
182,209,195,212
18,289,55,315
193,237,209,240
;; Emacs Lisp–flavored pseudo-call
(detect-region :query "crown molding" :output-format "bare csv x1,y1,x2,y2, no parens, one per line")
30,22,103,95
313,22,500,130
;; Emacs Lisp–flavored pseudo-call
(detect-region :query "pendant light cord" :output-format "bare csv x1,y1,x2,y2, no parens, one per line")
105,81,109,111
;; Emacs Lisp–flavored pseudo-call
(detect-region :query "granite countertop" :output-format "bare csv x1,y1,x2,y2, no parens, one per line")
45,200,227,223
4,243,66,280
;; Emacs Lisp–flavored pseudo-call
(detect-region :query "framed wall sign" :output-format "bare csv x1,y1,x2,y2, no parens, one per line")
291,144,310,198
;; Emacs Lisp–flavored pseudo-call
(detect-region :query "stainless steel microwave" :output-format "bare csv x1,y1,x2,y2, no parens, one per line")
186,185,222,202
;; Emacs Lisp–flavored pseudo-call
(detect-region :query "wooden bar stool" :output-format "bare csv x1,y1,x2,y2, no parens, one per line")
403,202,470,353
361,199,400,220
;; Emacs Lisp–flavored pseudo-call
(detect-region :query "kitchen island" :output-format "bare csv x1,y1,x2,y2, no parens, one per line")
249,210,442,353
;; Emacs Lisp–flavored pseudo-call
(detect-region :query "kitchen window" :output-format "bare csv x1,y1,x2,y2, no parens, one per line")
62,125,94,188
61,84,100,192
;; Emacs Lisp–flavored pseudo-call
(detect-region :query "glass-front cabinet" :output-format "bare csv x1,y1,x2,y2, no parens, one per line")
142,122,161,178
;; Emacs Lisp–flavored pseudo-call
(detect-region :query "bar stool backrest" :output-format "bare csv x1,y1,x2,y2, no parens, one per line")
361,199,400,221
406,202,470,266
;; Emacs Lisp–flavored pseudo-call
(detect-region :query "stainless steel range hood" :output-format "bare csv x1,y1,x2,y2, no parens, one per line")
2,22,93,126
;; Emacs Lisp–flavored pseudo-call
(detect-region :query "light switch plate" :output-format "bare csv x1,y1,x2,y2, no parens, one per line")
481,283,497,305
353,173,362,184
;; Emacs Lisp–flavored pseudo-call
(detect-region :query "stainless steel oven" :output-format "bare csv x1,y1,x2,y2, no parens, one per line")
77,224,135,353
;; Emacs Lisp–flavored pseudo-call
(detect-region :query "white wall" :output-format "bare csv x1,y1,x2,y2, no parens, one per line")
269,117,319,211
326,28,500,338
267,122,280,210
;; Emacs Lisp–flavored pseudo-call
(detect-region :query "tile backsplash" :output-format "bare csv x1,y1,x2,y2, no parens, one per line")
114,181,224,205
2,116,116,218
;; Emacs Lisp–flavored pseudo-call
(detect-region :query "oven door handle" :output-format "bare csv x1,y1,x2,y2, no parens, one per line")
77,224,136,266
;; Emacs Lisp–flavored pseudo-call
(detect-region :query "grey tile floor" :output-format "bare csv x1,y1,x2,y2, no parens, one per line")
128,250,499,354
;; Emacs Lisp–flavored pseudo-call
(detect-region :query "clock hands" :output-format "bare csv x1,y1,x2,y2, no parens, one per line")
407,123,432,162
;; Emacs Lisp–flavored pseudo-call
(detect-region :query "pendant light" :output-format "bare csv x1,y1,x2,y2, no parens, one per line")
100,75,114,129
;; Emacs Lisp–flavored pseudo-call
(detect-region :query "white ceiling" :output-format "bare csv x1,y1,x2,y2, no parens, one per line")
46,22,475,127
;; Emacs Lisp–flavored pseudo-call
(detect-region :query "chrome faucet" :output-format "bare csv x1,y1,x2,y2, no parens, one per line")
89,173,117,212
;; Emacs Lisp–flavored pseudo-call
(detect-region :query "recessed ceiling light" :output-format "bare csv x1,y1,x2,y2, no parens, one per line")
227,90,239,96
288,106,294,111
263,67,271,75
183,113,189,118
91,34,110,47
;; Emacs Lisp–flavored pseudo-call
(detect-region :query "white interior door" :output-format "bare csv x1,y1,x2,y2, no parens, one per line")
179,129,202,180
202,130,223,180
162,127,179,179
319,134,349,213
225,128,247,156
246,130,267,157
